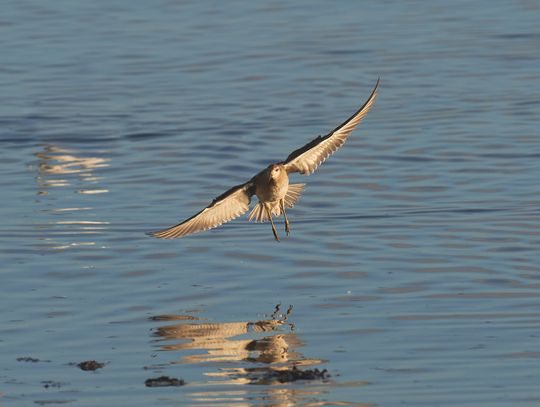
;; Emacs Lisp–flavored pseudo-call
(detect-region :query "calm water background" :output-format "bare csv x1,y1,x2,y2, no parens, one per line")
2,1,540,406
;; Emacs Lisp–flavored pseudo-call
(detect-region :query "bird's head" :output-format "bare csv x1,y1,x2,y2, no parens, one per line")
269,164,283,180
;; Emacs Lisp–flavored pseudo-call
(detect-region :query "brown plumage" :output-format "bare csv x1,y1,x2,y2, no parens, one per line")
150,79,379,241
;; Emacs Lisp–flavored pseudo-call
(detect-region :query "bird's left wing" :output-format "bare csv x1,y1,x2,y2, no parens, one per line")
283,79,379,175
149,181,255,239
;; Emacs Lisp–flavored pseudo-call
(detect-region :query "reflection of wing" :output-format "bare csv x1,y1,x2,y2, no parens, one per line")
284,79,379,175
150,182,255,238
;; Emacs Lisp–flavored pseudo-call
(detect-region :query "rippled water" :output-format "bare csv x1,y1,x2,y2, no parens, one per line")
2,1,540,406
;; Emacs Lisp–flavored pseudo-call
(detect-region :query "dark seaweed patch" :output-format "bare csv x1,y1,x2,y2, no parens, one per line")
145,375,185,387
77,360,105,371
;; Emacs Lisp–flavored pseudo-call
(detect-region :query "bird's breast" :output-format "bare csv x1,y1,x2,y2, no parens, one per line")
255,173,289,203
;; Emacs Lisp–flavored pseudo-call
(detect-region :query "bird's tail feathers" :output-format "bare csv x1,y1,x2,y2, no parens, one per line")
284,183,305,208
247,184,305,222
248,202,265,222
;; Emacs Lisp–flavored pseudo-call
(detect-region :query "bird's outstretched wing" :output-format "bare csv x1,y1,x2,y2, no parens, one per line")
149,182,255,238
283,79,379,175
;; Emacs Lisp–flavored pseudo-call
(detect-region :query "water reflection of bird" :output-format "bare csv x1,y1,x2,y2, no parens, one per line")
153,305,300,365
150,79,379,241
150,306,337,406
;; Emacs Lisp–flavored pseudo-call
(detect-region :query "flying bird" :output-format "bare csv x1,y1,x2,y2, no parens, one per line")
150,79,379,241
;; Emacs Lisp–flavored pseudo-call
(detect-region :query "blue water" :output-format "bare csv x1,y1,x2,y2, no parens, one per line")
2,1,540,406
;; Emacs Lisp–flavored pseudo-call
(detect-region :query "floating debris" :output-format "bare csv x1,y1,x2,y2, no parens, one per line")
77,360,105,371
42,380,64,389
145,376,185,387
16,356,50,363
255,366,330,384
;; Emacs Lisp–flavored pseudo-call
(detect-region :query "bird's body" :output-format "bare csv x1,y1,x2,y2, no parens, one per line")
254,164,289,205
150,79,379,241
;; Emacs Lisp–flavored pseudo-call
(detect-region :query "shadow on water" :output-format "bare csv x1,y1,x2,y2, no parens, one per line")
148,304,369,406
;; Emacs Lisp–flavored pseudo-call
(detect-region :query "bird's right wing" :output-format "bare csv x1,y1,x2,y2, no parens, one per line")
149,181,255,239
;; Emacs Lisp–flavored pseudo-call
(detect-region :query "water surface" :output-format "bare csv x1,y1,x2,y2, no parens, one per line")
2,1,540,406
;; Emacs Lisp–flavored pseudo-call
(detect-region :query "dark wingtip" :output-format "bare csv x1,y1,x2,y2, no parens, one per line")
373,77,381,94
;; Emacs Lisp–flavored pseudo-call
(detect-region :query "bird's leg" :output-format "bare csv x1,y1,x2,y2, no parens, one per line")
279,199,290,236
265,203,280,242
